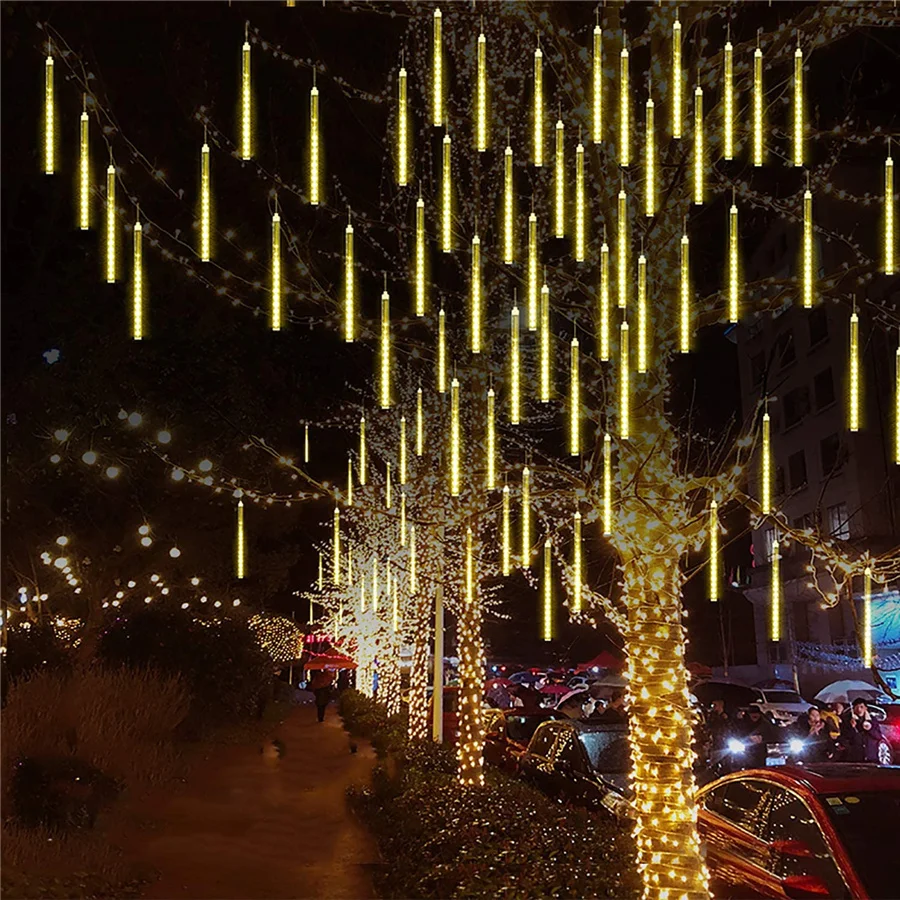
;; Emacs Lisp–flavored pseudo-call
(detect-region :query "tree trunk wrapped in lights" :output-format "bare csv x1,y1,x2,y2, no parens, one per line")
408,622,430,740
457,528,484,786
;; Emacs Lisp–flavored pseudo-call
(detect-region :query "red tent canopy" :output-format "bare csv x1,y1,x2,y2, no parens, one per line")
576,651,624,673
303,651,357,670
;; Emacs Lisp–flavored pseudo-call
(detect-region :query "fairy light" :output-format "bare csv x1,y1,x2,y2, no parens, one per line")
397,66,409,185
385,463,392,509
572,511,583,614
471,234,482,353
236,500,246,579
346,456,353,506
409,523,417,593
723,38,734,160
679,231,690,353
271,210,282,331
603,433,612,536
415,195,426,314
318,553,324,591
132,213,143,341
554,118,565,237
372,557,379,613
619,321,630,439
503,141,514,264
793,44,803,168
521,467,532,566
432,9,443,127
79,99,90,229
199,138,211,260
592,24,602,143
106,163,116,283
802,183,814,308
849,307,860,432
344,214,355,341
539,278,551,402
527,212,539,330
770,539,781,641
44,54,55,174
573,138,586,262
510,305,521,424
304,424,310,464
753,41,764,166
671,15,682,138
359,416,367,485
761,409,772,515
619,48,630,166
863,567,873,667
486,387,496,490
441,133,452,252
332,508,341,585
437,308,447,393
709,499,718,601
501,485,511,576
380,284,391,408
309,80,320,204
693,84,704,204
599,237,611,361
392,569,400,633
569,337,580,456
416,387,424,455
241,31,252,160
896,343,900,464
450,377,461,496
459,526,484,787
399,416,408,485
533,44,543,166
617,190,628,308
476,30,487,151
360,578,367,613
728,198,739,323
644,96,655,216
637,251,648,372
885,152,894,275
542,539,553,642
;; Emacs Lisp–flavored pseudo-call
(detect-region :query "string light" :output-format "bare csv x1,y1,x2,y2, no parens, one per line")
476,30,487,152
637,251,648,372
346,456,353,506
449,377,461,496
802,182,814,308
510,305,521,424
761,409,772,515
862,566,873,667
485,387,496,490
753,41,764,166
572,510,583,614
372,557,379,612
539,278,551,402
380,283,391,408
896,342,900,465
617,190,628,308
709,499,718,602
542,539,553,642
619,48,630,166
360,578,367,613
603,433,612,536
728,199,740,323
693,83,704,205
679,230,690,353
392,567,400,632
471,234,482,353
409,523,417,593
333,507,341,585
359,416,367,485
793,44,803,168
441,133,452,252
574,138,586,262
385,462,392,509
309,79,320,205
318,552,323,591
106,162,116,283
271,210,282,331
503,140,514,264
521,466,531,566
199,138,211,261
415,195,426,314
344,214,355,341
599,237,611,361
432,9,443,127
849,307,860,432
771,539,781,641
304,424,309,464
458,526,484,787
44,54,55,174
619,321,630,439
533,43,543,166
437,308,447,393
416,387,424,456
399,416,407,485
132,212,143,341
569,337,580,456
592,24,602,143
236,500,246,579
723,38,734,160
79,98,89,229
527,212,539,331
554,118,565,237
671,14,682,139
886,151,895,275
241,30,252,160
397,65,409,185
501,485,511,576
644,95,655,216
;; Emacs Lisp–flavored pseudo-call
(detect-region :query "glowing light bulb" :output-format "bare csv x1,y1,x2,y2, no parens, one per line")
304,424,309,464
510,305,521,425
437,308,447,393
771,540,781,641
569,337,580,456
54,429,69,442
127,411,142,427
241,37,252,160
397,66,409,185
753,45,764,166
503,143,514,264
728,202,740,323
554,119,565,237
793,44,803,168
385,462,392,509
169,547,181,559
416,387,424,456
501,485,511,576
863,567,873,667
761,411,772,515
106,466,120,479
592,25,602,143
671,16,682,138
619,49,630,166
371,557,378,613
106,164,116,283
603,433,612,536
400,491,407,545
693,85,704,205
539,280,551,402
270,212,282,331
44,55,55,174
637,252,648,373
723,40,734,160
572,510,582,614
199,141,211,261
441,133,452,252
346,455,353,506
236,500,246,579
542,539,553,642
485,388,496,490
527,212,539,330
415,196,426,315
709,500,719,602
617,190,628,308
344,216,355,342
199,459,212,472
802,188,814,308
679,232,690,353
849,310,860,432
56,535,69,546
399,417,407,485
132,216,143,341
449,377,461,496
521,467,532,566
574,140,586,261
309,83,320,205
533,45,543,166
471,234,482,354
599,239,611,361
432,9,443,127
885,154,894,275
332,507,341,584
79,102,90,229
359,416,367,486
380,287,391,408
475,32,487,151
644,96,655,216
619,321,630,439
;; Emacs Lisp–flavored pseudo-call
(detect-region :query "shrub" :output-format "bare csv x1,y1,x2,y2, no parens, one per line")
3,623,72,683
338,688,407,757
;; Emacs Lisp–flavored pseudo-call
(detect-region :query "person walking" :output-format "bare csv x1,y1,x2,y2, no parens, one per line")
309,668,336,723
844,699,884,762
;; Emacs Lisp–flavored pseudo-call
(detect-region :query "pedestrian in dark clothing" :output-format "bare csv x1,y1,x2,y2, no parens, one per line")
707,700,732,751
337,669,351,693
844,699,884,762
791,707,834,762
737,705,777,769
309,669,335,723
592,690,628,724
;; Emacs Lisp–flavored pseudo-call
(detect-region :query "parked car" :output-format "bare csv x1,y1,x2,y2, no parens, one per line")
878,703,900,763
482,710,563,773
697,763,900,899
694,681,809,725
753,688,810,726
518,719,633,819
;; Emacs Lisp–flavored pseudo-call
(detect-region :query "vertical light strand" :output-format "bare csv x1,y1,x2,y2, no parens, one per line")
802,183,814,308
241,31,252,160
533,44,543,166
132,213,143,341
792,44,803,168
476,30,487,151
392,568,400,633
485,387,496,490
679,230,691,353
416,387,424,456
236,500,246,579
895,341,900,464
572,511,583,614
372,557,379,613
574,138,586,262
637,251,648,372
644,95,655,216
359,416,367,486
503,140,514,264
539,278,551,402
709,499,719,601
752,41,764,167
437,308,447,393
569,337,580,456
309,79,320,204
671,15,682,139
105,162,117,283
510,305,521,424
346,456,354,506
79,99,90,230
360,578,367,613
619,321,630,439
761,409,772,515
619,48,630,166
527,211,539,330
415,194,426,315
400,492,407,544
728,198,740,323
399,416,407,485
44,54,56,174
501,485,511,576
318,552,324,591
592,24,603,143
884,151,894,275
441,133,452,252
603,433,613,536
271,209,282,331
465,528,474,607
333,508,341,585
348,548,353,587
304,424,310,464
770,539,781,642
471,234,482,353
199,137,211,260
385,463,392,509
554,117,565,237
542,539,553,642
344,214,355,341
849,307,860,433
617,190,628,308
397,65,409,185
409,524,417,593
723,38,734,160
599,237,611,361
863,567,873,667
432,9,443,127
450,377,461,496
521,467,531,566
693,83,704,205
380,284,391,408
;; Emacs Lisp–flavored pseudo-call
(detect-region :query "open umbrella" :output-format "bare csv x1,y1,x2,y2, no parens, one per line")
814,680,884,704
540,683,571,696
509,671,543,685
485,677,513,690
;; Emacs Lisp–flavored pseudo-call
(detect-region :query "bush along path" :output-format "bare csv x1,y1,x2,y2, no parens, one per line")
118,701,378,900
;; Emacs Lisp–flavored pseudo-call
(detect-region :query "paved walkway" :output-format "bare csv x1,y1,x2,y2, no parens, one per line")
123,704,378,900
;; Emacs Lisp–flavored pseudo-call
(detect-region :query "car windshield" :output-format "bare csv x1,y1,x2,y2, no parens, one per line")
578,730,631,774
762,690,803,704
822,792,900,899
506,714,554,744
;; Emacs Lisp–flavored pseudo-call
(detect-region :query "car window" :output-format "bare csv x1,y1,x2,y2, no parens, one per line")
552,729,589,773
762,691,803,705
484,711,504,735
528,722,557,757
579,729,631,773
506,714,552,744
712,779,771,835
763,788,848,898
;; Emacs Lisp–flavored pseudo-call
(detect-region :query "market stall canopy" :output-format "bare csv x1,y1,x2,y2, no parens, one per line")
575,651,624,673
304,651,357,670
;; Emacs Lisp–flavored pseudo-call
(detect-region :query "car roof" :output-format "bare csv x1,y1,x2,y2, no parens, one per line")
702,764,900,797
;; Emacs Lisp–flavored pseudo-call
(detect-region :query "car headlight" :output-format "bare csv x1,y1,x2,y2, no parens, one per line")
727,739,745,754
789,739,805,754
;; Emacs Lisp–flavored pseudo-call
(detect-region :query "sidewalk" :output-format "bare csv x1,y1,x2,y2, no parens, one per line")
124,703,378,899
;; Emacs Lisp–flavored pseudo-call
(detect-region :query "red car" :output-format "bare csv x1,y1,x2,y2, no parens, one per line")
697,763,900,899
482,709,563,773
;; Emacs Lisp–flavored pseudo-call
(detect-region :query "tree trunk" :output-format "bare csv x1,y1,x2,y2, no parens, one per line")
456,582,484,786
380,635,401,717
408,623,430,740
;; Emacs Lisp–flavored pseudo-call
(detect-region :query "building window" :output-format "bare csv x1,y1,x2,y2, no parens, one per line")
808,305,828,347
762,527,777,562
750,352,766,387
775,465,786,497
788,450,808,491
792,603,811,642
783,386,810,429
820,433,843,476
813,368,836,410
827,502,850,540
775,330,796,368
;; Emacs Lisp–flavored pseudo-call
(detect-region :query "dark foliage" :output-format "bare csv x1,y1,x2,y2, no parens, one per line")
3,625,72,684
337,688,407,758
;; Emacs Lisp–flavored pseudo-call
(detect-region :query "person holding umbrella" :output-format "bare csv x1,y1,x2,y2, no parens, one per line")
309,667,336,723
845,698,885,763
